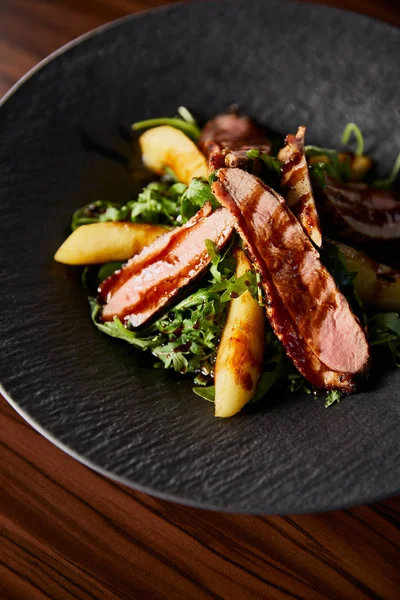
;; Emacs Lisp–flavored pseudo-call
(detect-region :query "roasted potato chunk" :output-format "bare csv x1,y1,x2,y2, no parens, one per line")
346,154,372,181
334,240,400,311
54,221,167,265
214,249,266,418
139,125,208,184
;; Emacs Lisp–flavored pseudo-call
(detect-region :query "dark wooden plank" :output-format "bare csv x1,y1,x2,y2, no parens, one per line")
1,398,399,600
0,0,185,97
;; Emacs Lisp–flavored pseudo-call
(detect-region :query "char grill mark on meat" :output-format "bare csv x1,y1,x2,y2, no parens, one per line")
316,177,400,242
278,126,322,248
99,203,235,327
213,169,370,391
199,113,271,173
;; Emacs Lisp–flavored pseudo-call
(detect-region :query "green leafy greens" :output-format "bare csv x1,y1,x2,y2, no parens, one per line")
305,122,367,187
369,312,400,367
71,178,216,230
306,147,351,188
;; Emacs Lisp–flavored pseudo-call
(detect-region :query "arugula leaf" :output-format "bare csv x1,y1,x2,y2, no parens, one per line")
306,123,368,187
324,389,343,408
204,238,236,283
369,312,400,366
193,386,215,402
286,373,313,395
132,117,201,142
245,149,281,188
307,151,351,188
71,200,126,230
128,181,186,225
209,270,258,303
246,149,281,175
89,299,153,349
220,271,257,302
71,179,218,231
180,178,220,222
208,171,219,184
321,241,357,294
204,239,219,263
97,262,123,283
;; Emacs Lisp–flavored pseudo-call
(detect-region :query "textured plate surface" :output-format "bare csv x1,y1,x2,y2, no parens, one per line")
0,0,399,514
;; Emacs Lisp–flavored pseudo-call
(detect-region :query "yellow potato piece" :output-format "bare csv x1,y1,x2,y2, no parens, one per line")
309,153,372,182
139,125,208,185
214,249,266,418
334,240,400,311
54,221,167,265
349,154,372,182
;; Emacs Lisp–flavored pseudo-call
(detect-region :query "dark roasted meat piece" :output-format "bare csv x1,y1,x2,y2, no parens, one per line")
199,112,271,172
99,203,235,326
278,126,322,247
316,177,400,242
213,169,370,391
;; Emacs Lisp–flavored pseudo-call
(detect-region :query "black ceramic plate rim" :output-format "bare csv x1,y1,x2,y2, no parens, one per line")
1,0,399,515
2,382,399,515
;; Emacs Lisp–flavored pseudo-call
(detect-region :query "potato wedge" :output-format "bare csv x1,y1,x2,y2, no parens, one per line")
214,249,266,418
139,125,208,184
333,240,400,311
54,221,167,265
345,154,372,182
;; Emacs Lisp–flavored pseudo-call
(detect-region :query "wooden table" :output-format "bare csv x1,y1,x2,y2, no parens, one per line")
1,1,399,598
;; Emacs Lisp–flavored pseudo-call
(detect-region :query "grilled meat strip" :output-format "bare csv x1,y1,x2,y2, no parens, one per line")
278,126,322,247
213,169,370,391
199,112,271,172
316,177,400,242
99,203,235,327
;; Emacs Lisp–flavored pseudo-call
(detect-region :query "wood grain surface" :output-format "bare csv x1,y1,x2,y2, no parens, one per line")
1,1,400,599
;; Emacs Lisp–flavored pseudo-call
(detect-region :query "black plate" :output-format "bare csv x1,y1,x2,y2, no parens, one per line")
1,0,399,514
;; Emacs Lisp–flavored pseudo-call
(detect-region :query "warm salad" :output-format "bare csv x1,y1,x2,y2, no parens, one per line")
55,108,400,417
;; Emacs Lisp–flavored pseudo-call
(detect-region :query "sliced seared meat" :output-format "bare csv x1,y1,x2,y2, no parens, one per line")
278,126,322,247
316,177,400,242
199,112,271,172
99,203,235,326
213,169,370,391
